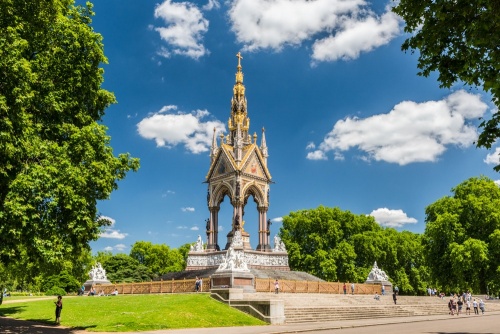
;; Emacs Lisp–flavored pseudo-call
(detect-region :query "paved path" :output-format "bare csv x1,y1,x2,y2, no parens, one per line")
2,311,499,334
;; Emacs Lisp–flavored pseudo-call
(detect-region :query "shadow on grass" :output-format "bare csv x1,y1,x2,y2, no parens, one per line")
0,313,96,334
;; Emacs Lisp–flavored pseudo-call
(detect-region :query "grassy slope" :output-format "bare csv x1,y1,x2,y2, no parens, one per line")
0,294,266,332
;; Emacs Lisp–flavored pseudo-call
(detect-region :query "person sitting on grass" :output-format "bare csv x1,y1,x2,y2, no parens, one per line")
374,292,380,301
111,288,118,296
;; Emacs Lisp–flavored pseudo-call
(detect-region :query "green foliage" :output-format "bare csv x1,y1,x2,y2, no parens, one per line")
130,241,185,277
424,176,500,293
0,0,139,268
45,286,66,296
280,206,429,294
0,294,266,331
42,270,80,294
100,254,153,283
393,0,500,166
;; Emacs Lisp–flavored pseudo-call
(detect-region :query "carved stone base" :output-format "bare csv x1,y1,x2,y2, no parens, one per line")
186,249,289,270
211,271,256,292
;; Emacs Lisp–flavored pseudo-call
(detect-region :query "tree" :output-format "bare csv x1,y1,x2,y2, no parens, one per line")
280,206,429,294
393,0,500,168
130,241,185,277
100,254,152,283
423,176,500,293
0,0,139,268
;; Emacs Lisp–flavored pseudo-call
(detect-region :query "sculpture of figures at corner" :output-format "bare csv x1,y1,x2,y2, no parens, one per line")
267,188,270,203
273,235,287,252
234,214,241,230
266,219,272,236
206,188,210,206
217,246,249,272
206,218,210,232
190,235,204,252
367,261,389,281
231,230,243,248
88,262,107,281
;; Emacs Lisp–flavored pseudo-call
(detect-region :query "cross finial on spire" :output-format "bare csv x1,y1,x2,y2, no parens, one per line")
236,52,243,67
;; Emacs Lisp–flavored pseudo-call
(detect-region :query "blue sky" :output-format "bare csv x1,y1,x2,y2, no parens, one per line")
84,0,500,254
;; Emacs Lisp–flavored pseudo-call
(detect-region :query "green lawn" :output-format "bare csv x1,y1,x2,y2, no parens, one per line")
0,294,267,332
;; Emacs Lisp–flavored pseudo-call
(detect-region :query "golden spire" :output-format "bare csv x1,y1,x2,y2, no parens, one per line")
228,52,250,137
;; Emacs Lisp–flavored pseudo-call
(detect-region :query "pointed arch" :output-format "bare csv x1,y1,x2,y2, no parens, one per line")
243,181,266,208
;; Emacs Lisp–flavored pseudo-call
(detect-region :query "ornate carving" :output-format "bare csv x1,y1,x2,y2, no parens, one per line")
366,261,390,281
190,235,204,252
273,235,287,252
217,247,249,272
88,263,107,281
231,230,243,247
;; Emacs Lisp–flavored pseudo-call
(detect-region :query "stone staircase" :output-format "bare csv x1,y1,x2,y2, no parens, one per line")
242,293,500,324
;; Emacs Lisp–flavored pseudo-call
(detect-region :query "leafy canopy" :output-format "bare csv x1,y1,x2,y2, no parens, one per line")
423,176,500,293
280,206,429,294
0,0,139,267
393,0,500,169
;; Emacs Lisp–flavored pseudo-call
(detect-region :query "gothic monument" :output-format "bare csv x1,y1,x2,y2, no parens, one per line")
186,53,288,271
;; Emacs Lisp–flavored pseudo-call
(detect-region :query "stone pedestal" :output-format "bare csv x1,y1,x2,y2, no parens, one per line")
225,229,251,250
83,279,111,292
211,271,255,293
364,280,393,294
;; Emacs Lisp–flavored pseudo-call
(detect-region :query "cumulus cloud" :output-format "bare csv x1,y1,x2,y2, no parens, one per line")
182,207,195,212
177,226,188,229
484,147,500,165
271,217,283,223
100,229,128,239
369,208,417,228
99,216,128,239
312,9,400,62
190,226,199,231
228,0,401,62
137,106,225,154
104,244,127,252
306,90,488,165
495,180,500,187
154,0,210,59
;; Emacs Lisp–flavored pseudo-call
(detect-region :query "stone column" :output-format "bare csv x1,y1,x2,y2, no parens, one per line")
256,207,269,251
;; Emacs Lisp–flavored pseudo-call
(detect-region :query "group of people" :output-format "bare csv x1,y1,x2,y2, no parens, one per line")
448,292,485,316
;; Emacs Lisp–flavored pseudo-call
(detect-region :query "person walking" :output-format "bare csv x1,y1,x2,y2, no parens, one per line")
54,295,63,325
381,284,385,295
343,283,347,295
465,299,471,315
473,298,479,315
274,279,279,294
351,283,355,295
392,291,397,304
457,297,463,315
479,299,485,314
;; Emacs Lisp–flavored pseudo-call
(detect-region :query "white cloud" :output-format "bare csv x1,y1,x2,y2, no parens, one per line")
306,142,316,150
495,180,500,187
100,229,128,239
177,226,188,229
182,207,195,212
312,9,400,62
306,150,328,161
271,217,283,223
190,226,199,231
228,0,400,62
203,0,220,11
154,0,209,59
218,225,224,231
99,216,128,239
369,208,417,228
484,148,500,165
104,244,127,252
307,90,488,165
137,106,225,154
